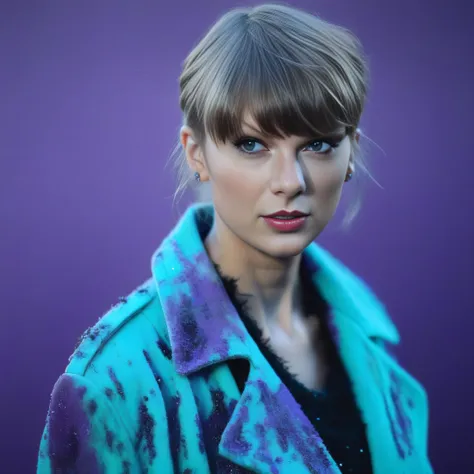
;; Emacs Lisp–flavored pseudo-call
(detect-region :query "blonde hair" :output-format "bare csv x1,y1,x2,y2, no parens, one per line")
173,3,371,226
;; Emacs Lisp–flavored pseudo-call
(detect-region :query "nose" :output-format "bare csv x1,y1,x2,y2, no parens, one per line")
270,152,306,198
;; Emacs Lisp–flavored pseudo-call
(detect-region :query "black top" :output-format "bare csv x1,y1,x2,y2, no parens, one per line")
216,264,373,474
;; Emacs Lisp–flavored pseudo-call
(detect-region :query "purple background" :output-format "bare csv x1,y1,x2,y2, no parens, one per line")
1,1,473,472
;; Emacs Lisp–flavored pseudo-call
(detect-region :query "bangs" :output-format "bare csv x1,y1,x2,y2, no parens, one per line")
201,32,364,144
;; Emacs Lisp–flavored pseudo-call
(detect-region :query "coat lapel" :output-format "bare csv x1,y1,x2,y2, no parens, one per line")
218,359,340,474
308,245,432,474
152,207,251,374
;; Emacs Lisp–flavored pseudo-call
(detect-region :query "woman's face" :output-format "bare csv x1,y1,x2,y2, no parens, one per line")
183,115,354,259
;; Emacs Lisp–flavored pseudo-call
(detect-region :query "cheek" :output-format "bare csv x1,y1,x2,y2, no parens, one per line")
308,143,351,197
308,161,346,197
207,152,263,200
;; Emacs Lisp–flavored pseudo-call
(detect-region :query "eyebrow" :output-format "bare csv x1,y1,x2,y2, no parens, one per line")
318,129,347,139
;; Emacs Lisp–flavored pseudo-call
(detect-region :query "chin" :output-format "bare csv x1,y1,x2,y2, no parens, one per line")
260,233,316,259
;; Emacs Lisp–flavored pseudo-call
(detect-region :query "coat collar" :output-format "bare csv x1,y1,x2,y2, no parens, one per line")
151,205,428,474
151,204,251,375
152,204,399,377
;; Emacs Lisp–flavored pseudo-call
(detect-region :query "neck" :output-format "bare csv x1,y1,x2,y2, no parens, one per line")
205,215,303,336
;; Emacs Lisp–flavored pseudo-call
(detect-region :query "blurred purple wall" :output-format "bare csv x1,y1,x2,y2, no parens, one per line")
1,1,473,472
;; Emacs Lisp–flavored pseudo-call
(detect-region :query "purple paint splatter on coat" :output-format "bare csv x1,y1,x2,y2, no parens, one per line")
136,401,157,464
222,404,252,456
157,242,247,374
256,379,333,473
200,389,236,466
326,310,341,348
195,414,206,454
105,425,115,449
143,348,182,471
254,423,276,470
367,344,414,460
157,337,172,360
87,399,97,415
47,374,101,474
389,370,414,457
108,367,126,400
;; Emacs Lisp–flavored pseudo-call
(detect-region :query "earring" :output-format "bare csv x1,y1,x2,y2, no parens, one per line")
345,170,353,182
194,172,201,182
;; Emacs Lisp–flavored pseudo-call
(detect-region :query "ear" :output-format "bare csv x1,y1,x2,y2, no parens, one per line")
180,126,210,182
354,127,361,144
347,159,355,173
348,128,361,171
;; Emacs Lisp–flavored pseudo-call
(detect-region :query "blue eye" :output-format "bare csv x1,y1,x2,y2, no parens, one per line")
304,140,333,153
234,138,266,154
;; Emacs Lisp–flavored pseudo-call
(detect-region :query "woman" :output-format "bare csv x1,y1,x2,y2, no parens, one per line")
37,4,433,474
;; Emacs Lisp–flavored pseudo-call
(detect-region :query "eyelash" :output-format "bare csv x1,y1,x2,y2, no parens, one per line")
232,137,342,156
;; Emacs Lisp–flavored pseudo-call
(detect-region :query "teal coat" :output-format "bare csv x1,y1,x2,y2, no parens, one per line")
37,205,433,473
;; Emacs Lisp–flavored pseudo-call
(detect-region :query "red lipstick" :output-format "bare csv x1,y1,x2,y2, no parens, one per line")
262,210,309,232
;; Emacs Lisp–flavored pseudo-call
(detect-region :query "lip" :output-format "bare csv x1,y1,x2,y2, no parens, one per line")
262,210,309,232
264,210,309,218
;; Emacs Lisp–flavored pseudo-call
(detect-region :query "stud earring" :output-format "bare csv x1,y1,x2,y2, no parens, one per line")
194,172,201,182
345,171,353,182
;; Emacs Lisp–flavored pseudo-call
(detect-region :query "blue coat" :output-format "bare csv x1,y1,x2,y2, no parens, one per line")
37,204,433,473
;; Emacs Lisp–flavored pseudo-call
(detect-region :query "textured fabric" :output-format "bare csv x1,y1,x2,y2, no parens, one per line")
37,204,433,474
217,267,373,473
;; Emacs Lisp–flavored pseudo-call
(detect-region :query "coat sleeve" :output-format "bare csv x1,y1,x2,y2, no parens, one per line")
37,373,141,474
